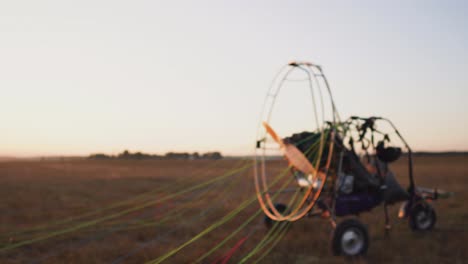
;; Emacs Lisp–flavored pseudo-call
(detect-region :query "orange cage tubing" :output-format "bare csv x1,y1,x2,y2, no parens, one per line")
254,62,338,221
286,132,335,221
254,131,334,221
261,123,325,219
275,133,334,222
254,142,331,221
257,129,325,221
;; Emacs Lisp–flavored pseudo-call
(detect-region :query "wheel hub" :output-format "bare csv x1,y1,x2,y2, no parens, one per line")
416,210,432,229
341,228,364,255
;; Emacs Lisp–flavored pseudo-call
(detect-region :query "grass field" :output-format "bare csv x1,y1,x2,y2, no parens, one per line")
0,156,467,263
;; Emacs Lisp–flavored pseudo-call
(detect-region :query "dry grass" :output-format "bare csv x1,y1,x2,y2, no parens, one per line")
0,157,467,263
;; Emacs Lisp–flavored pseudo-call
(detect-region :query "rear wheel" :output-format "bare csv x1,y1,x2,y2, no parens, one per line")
331,218,369,256
264,203,287,229
409,203,436,231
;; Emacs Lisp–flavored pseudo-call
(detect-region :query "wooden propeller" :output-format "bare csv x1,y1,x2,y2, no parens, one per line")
263,122,317,176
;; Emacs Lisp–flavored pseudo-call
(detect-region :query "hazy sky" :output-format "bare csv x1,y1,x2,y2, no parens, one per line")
1,0,467,157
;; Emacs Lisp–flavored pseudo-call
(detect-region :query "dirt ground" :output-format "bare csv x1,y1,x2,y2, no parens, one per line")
0,156,467,263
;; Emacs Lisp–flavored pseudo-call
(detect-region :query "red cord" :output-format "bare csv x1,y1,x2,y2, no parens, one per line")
211,236,249,264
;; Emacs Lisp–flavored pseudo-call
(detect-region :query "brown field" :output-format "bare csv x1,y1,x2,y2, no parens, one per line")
0,156,467,263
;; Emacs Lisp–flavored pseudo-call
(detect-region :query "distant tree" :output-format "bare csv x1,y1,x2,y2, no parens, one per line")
202,152,223,160
88,150,222,160
88,153,111,159
118,150,131,159
165,152,190,159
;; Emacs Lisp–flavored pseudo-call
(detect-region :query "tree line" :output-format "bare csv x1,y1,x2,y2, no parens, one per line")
88,150,223,160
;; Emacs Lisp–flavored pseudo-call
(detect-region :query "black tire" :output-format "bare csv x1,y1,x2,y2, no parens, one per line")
264,203,287,229
331,219,369,256
409,203,436,231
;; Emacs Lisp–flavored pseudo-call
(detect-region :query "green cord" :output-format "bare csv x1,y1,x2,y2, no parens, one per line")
147,161,293,264
1,159,229,241
0,162,252,253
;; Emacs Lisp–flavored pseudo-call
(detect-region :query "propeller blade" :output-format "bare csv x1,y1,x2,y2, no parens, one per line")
283,144,316,175
262,122,317,176
262,122,283,145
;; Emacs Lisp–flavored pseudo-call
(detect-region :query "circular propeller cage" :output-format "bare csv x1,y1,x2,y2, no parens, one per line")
254,62,340,221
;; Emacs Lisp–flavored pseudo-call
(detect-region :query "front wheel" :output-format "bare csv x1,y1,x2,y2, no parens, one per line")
331,218,369,256
409,203,436,231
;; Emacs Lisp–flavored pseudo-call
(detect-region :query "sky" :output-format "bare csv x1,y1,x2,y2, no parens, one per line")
0,0,467,157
